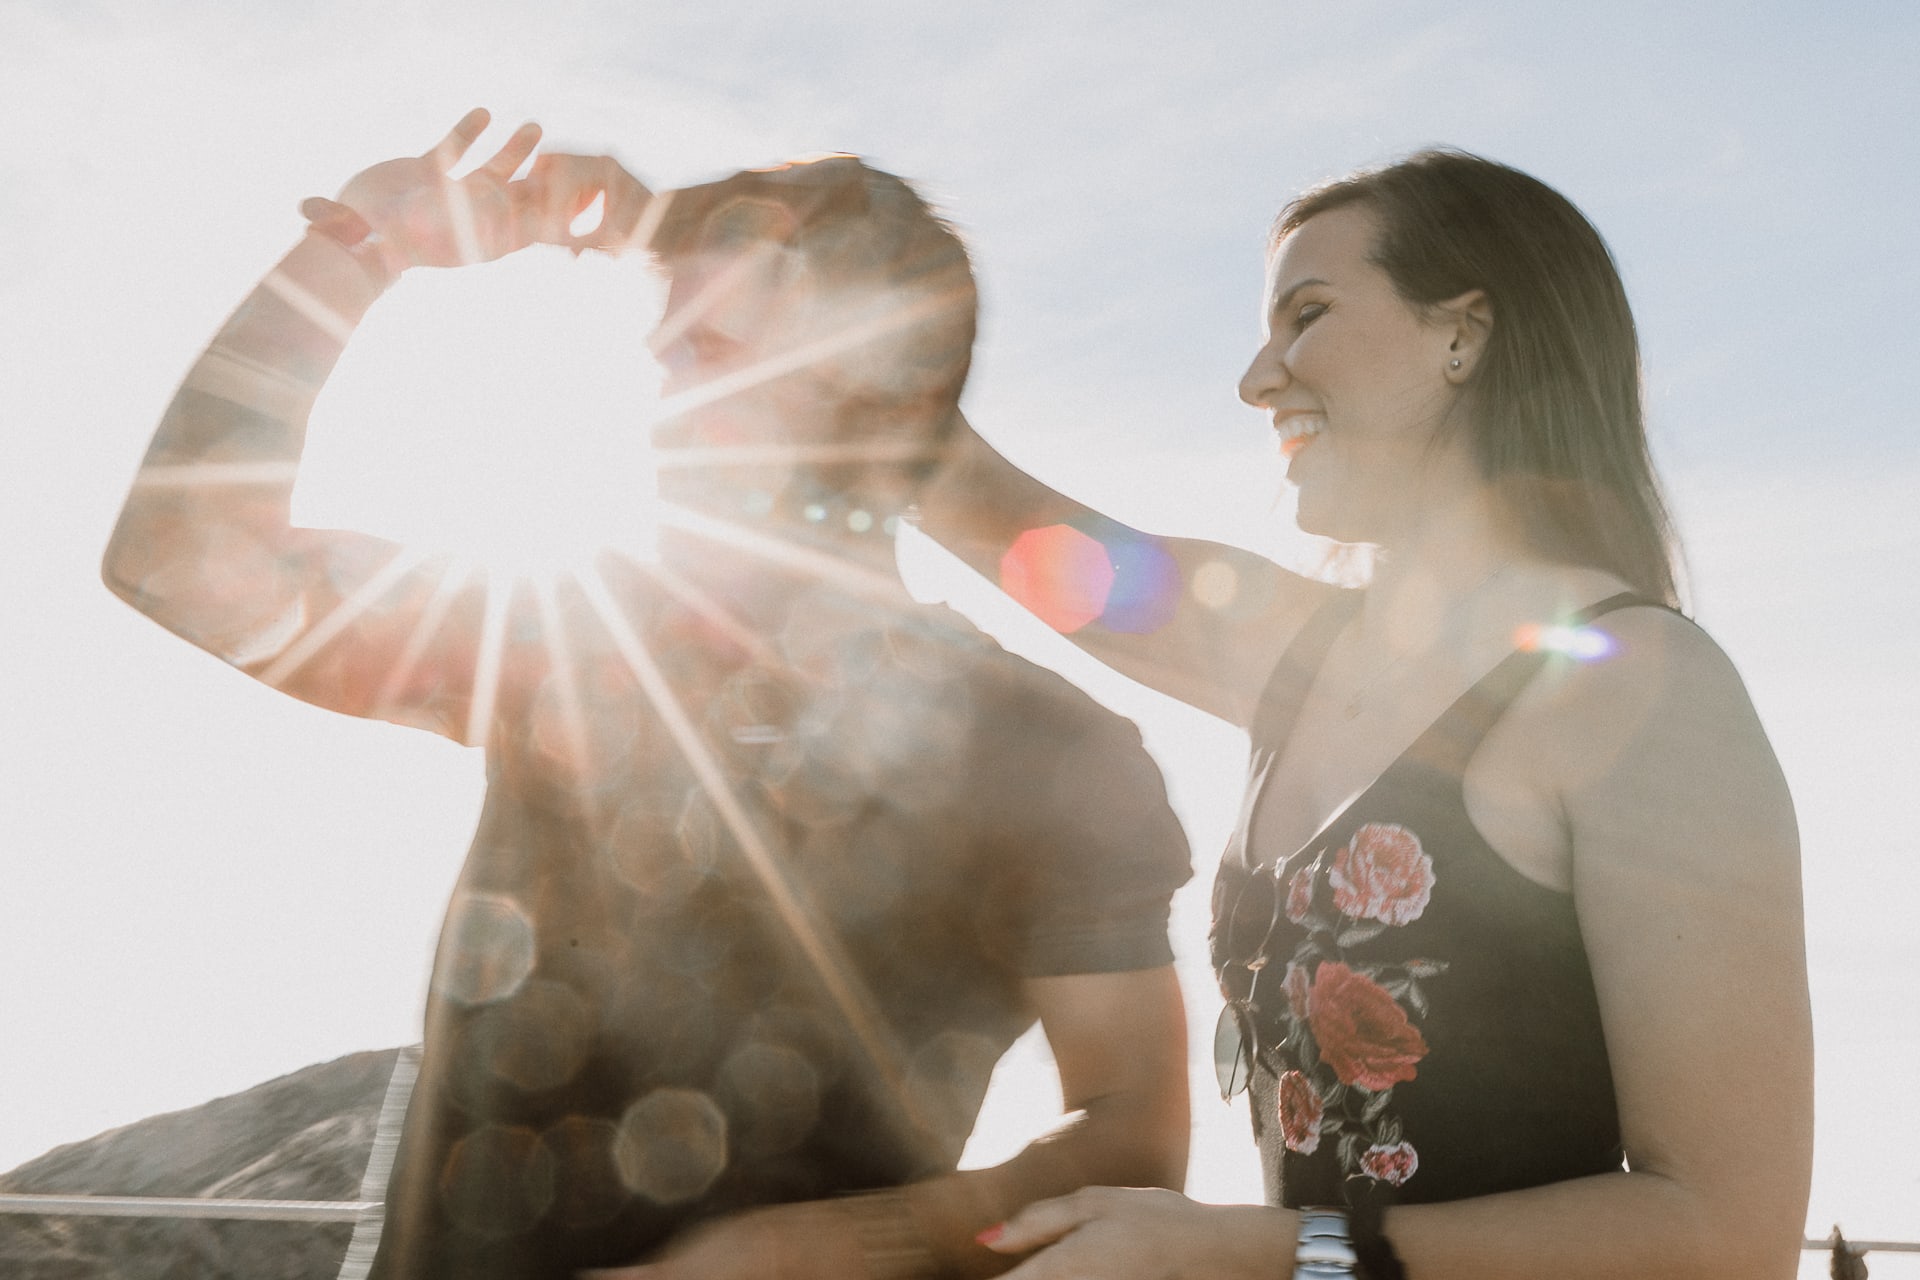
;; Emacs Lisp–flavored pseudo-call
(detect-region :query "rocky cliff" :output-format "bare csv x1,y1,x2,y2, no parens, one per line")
0,1048,402,1280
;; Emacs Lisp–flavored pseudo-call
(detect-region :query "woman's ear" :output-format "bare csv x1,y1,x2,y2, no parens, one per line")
1438,289,1492,382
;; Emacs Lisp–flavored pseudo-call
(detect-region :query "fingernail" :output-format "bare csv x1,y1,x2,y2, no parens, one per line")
975,1223,1005,1246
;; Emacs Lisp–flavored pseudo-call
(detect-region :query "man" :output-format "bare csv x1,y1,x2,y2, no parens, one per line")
103,110,1190,1280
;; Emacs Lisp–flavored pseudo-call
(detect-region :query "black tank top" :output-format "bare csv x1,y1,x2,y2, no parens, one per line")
1211,590,1654,1209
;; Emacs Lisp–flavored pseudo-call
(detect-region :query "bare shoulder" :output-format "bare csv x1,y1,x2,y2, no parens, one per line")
1541,604,1798,884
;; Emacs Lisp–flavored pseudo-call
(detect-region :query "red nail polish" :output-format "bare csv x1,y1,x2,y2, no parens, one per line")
976,1223,1005,1246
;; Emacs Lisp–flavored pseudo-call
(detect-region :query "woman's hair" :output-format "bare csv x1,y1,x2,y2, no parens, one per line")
1277,149,1682,607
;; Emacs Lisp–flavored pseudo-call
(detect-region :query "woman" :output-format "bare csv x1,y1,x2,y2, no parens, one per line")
915,150,1812,1279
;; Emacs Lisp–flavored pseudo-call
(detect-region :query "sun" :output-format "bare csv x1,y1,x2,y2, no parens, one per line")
296,245,668,578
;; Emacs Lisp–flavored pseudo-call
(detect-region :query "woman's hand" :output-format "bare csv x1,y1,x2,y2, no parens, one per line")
981,1188,1293,1280
329,107,544,274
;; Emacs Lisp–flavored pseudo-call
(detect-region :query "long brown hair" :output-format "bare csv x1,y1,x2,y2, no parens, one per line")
1277,149,1682,607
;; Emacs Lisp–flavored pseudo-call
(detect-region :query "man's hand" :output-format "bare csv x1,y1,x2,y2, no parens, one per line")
330,107,544,274
980,1187,1291,1280
578,1199,872,1280
515,152,655,254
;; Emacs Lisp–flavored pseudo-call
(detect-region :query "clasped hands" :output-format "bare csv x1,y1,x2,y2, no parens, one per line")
312,107,654,279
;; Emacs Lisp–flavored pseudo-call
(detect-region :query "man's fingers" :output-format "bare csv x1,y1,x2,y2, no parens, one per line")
513,154,585,244
480,120,543,180
513,153,653,249
563,155,655,250
599,163,656,249
980,1190,1105,1254
427,107,491,170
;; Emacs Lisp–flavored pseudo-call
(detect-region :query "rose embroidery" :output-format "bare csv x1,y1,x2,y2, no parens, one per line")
1277,1070,1324,1155
1221,822,1447,1193
1306,961,1428,1091
1360,1141,1419,1187
1330,823,1434,926
1285,864,1315,924
1282,961,1311,1023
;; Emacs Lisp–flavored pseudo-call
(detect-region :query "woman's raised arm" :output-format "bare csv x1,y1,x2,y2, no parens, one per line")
915,413,1338,726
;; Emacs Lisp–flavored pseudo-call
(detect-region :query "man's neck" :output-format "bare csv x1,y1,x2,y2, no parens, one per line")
656,505,913,635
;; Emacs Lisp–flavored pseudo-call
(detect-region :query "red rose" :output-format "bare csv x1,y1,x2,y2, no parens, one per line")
1282,961,1311,1023
1330,823,1434,926
1305,961,1428,1091
1360,1140,1419,1186
1277,1070,1323,1155
1285,864,1315,924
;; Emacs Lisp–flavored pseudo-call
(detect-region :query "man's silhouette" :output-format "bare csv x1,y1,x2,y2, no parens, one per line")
104,111,1191,1280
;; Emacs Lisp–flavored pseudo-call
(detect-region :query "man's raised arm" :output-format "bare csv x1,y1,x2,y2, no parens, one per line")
102,111,645,738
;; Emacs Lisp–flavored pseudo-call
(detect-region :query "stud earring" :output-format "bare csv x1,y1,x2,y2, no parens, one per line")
1449,358,1462,370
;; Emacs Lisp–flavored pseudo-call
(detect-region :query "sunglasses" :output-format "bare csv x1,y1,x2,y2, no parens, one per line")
1213,861,1288,1101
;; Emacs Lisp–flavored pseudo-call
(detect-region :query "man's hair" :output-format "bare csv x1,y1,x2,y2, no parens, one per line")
1279,149,1682,606
648,156,978,483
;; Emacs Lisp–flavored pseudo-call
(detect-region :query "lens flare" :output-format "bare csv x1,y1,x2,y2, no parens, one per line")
614,1088,729,1206
998,521,1182,635
1100,531,1181,634
437,891,537,1006
1515,621,1616,661
1191,559,1240,610
999,525,1112,633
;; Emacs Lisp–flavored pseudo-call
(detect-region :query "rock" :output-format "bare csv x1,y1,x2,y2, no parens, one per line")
0,1048,404,1280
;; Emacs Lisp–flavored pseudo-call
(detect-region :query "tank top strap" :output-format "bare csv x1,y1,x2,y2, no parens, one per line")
1407,591,1667,777
1249,589,1364,756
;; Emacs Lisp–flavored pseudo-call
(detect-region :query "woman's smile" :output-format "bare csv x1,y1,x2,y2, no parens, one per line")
1273,410,1325,459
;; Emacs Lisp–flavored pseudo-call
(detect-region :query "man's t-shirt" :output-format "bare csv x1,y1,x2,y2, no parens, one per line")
368,569,1191,1279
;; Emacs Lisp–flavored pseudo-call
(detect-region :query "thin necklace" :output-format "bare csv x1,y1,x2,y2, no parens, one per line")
1339,563,1513,720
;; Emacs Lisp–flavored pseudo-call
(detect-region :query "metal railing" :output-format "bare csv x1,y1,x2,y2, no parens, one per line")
0,1192,375,1221
0,1044,418,1280
1,1040,1914,1272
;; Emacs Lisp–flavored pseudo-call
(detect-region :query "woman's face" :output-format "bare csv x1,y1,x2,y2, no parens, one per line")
1238,204,1470,544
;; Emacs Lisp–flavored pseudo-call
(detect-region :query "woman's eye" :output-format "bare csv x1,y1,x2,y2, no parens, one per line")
1295,302,1328,328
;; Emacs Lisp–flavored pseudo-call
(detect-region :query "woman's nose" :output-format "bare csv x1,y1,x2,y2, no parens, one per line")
1238,340,1286,408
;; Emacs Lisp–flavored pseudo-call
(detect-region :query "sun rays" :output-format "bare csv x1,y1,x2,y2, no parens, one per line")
571,563,920,1116
190,257,983,1146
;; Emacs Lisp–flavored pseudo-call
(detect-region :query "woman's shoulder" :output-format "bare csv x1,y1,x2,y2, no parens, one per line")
1519,580,1796,868
1563,590,1751,728
1495,567,1779,786
1506,565,1733,702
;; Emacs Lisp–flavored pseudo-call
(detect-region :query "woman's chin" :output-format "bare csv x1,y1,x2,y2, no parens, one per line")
1291,490,1341,540
1293,498,1375,546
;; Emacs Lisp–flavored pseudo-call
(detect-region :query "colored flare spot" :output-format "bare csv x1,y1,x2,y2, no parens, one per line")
1191,559,1239,610
1515,622,1615,661
999,522,1183,635
439,891,537,1006
1101,532,1180,634
1000,525,1114,633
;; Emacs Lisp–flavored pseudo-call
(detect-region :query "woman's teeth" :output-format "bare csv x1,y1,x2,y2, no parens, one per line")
1278,414,1324,458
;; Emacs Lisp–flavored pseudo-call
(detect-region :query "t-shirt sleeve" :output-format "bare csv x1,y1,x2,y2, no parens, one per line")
977,656,1193,978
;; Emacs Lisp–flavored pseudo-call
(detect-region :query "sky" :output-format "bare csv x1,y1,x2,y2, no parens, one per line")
3,1,1918,1272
